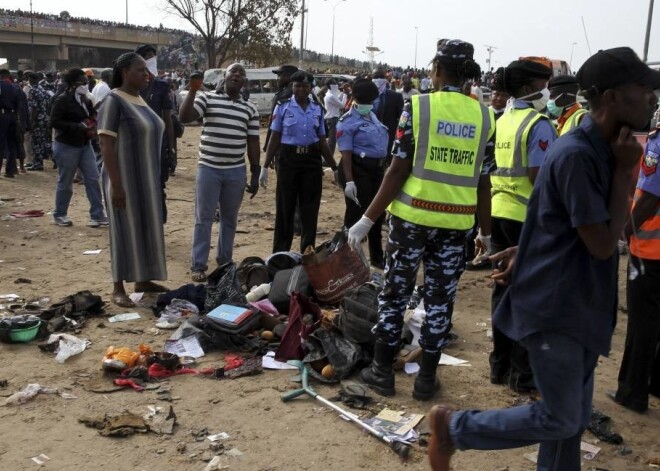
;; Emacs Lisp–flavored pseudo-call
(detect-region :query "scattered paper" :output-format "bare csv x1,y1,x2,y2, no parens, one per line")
0,294,20,300
207,432,231,441
523,451,538,464
83,249,102,255
31,454,50,465
108,312,141,323
581,441,601,460
262,351,298,370
164,336,205,359
129,292,144,303
404,353,470,374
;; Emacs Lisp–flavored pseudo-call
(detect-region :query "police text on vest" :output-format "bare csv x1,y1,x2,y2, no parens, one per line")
436,120,477,139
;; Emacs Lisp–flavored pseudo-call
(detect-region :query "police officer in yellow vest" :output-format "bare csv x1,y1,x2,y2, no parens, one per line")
489,61,557,392
547,75,588,136
348,40,495,401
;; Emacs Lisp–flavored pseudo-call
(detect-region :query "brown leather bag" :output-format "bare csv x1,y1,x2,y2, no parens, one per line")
303,232,370,305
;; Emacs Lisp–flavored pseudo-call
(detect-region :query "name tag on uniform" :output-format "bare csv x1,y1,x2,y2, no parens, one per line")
436,120,476,139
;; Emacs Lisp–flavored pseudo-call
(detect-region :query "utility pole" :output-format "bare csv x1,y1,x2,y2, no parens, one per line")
644,0,655,62
569,42,577,68
30,0,34,68
125,0,128,25
485,44,497,71
414,26,418,69
299,0,305,69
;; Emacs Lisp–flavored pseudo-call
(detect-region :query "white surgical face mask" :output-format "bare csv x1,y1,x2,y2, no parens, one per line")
75,85,88,96
520,87,550,112
146,57,158,77
372,78,387,95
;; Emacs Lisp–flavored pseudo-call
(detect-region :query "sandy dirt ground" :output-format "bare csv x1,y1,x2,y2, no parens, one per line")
0,125,658,471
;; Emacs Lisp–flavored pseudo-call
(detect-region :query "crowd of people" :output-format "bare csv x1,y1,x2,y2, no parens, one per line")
0,8,189,36
1,33,659,471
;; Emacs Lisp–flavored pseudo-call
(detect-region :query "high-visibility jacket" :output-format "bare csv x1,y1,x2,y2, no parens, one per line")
491,107,549,222
629,188,660,260
559,105,588,136
389,92,494,230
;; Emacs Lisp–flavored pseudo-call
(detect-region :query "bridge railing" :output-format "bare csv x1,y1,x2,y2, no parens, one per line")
0,15,180,46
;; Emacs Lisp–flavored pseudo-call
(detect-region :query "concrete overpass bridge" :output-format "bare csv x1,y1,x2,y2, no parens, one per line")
0,15,182,70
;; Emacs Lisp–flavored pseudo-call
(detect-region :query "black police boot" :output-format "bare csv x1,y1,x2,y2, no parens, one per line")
360,340,399,397
412,350,442,401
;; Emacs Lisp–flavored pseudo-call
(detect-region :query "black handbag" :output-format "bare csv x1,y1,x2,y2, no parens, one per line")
267,266,312,314
204,262,247,313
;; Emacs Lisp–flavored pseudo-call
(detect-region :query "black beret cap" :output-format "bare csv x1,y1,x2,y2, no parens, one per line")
134,44,157,57
548,75,578,89
506,59,552,79
352,79,379,103
272,64,299,75
290,71,314,84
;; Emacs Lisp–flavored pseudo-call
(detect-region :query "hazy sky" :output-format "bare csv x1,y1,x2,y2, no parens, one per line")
2,0,659,72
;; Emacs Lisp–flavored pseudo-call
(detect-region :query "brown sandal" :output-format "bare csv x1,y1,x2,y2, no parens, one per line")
191,271,207,283
111,293,136,308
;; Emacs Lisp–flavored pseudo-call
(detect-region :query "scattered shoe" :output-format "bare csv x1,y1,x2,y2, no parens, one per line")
53,216,73,226
191,271,207,282
428,405,456,471
88,217,109,227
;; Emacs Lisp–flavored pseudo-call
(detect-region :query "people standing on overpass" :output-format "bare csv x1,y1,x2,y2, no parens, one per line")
135,44,175,220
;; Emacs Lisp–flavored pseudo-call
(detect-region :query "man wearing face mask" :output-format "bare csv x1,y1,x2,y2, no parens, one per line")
323,78,346,157
135,44,175,222
336,79,389,269
547,75,588,136
372,68,404,159
179,64,261,283
488,60,556,393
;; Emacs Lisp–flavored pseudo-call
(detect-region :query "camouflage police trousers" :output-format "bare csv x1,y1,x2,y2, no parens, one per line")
376,215,467,353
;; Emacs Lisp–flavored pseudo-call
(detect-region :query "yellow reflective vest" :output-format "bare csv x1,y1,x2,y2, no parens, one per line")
491,107,551,222
389,92,495,230
559,107,588,136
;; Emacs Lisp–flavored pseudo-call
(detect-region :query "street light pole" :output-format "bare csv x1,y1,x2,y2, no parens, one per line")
569,42,577,68
125,0,128,25
414,26,418,69
485,44,497,71
30,0,34,68
644,0,655,62
325,0,346,65
299,0,305,69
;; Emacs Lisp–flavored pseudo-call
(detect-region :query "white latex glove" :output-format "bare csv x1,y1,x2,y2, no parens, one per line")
348,215,374,251
344,181,359,205
475,228,492,255
259,167,269,189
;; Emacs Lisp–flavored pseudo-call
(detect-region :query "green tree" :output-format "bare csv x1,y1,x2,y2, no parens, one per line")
162,0,299,69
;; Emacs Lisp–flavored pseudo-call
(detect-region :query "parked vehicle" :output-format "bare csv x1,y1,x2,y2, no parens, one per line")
519,56,572,77
202,67,277,116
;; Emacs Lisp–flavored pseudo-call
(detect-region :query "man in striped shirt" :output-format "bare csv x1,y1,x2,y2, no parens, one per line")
179,64,261,282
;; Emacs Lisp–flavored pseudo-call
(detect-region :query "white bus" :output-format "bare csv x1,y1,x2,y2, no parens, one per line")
203,67,278,116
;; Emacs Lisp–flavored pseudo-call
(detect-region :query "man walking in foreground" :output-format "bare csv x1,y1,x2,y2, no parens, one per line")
428,47,660,471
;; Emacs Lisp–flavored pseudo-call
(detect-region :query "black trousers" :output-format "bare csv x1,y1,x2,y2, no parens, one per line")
0,113,18,176
339,155,385,265
273,149,323,253
489,217,535,390
615,257,660,411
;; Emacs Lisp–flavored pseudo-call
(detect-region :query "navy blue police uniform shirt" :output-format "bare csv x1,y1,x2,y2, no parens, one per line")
493,115,618,357
270,98,326,146
140,78,173,119
336,108,389,158
0,81,19,112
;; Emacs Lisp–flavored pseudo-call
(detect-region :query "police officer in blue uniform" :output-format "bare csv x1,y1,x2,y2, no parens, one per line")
337,79,389,268
261,71,338,253
0,69,21,178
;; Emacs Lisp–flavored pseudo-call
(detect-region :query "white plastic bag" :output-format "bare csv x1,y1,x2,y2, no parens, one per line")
47,333,90,363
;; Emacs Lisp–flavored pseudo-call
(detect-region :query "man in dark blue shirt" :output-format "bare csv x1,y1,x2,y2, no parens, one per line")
427,47,659,471
0,69,21,177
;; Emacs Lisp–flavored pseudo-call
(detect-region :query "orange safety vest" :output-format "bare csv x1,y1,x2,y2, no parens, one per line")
629,188,660,260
